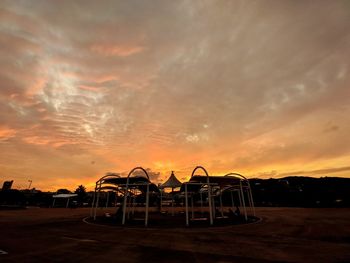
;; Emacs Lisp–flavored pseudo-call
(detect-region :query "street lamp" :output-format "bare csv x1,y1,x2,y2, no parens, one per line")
28,180,32,189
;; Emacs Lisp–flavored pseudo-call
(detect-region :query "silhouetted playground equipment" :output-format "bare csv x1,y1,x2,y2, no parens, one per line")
159,171,182,216
90,166,256,227
52,193,78,208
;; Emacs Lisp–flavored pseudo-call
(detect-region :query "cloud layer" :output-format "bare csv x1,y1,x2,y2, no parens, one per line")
1,0,350,190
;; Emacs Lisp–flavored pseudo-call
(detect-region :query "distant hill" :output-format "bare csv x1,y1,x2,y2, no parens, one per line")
249,176,350,207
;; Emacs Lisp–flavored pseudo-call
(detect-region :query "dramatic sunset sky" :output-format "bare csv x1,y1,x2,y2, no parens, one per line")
0,1,349,191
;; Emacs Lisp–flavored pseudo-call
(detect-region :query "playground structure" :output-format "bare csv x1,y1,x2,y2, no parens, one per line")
90,166,255,227
91,167,159,226
159,171,182,216
182,166,255,226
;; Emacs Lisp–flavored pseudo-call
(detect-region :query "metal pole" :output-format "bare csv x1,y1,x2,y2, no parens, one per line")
200,191,203,215
122,185,128,225
127,190,132,219
191,195,194,219
66,198,69,208
230,190,235,212
208,183,213,225
219,189,224,217
52,198,55,208
132,189,136,216
160,189,163,212
94,182,101,220
28,180,32,189
106,191,109,208
240,181,248,220
90,184,96,217
172,187,175,216
185,183,189,226
145,183,149,227
212,189,216,220
237,189,242,208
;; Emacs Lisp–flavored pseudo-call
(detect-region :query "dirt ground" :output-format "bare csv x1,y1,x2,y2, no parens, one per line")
0,207,349,263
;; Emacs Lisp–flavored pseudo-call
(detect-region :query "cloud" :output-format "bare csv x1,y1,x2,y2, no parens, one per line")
90,44,144,57
0,1,350,189
282,166,350,177
253,166,350,179
0,126,16,141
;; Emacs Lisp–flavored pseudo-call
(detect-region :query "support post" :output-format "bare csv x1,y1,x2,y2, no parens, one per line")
160,189,163,212
240,181,248,220
200,191,203,215
212,195,216,219
127,190,132,219
219,189,224,217
94,182,101,220
145,183,149,227
191,195,194,219
172,187,175,216
122,184,128,225
208,183,213,225
132,189,136,216
185,183,189,226
238,188,242,208
90,184,96,217
106,191,109,208
230,190,235,213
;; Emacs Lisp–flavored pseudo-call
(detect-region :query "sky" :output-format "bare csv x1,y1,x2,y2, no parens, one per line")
0,0,350,191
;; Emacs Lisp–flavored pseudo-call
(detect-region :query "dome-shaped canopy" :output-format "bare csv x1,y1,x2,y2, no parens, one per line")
160,171,182,189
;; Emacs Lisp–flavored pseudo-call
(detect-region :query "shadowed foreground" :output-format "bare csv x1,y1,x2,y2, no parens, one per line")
0,207,349,262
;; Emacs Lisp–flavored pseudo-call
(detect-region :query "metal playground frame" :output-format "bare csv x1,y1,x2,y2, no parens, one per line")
91,166,255,227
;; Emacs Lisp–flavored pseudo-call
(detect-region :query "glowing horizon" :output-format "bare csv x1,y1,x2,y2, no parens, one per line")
1,1,350,191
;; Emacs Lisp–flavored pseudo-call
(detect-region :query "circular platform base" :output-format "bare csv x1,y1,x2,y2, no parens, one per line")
86,211,260,228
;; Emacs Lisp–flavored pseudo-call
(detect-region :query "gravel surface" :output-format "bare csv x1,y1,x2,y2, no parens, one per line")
0,207,349,263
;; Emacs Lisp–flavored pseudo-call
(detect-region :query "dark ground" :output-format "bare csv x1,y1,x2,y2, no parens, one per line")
0,207,349,263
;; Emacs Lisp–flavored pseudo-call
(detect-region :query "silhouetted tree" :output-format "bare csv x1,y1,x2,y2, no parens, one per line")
75,185,87,204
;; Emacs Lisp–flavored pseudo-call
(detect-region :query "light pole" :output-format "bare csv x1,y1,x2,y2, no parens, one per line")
28,180,32,189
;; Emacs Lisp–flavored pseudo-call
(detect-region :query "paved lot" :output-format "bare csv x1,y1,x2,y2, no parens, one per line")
0,207,350,262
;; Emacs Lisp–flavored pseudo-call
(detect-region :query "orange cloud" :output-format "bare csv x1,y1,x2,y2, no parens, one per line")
0,126,16,141
78,85,105,92
26,78,46,97
90,44,144,57
22,136,76,148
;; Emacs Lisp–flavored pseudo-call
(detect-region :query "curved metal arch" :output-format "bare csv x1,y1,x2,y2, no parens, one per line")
123,166,150,226
224,172,251,188
224,172,255,218
96,173,120,184
191,166,210,178
189,166,213,225
224,172,248,181
127,166,150,180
